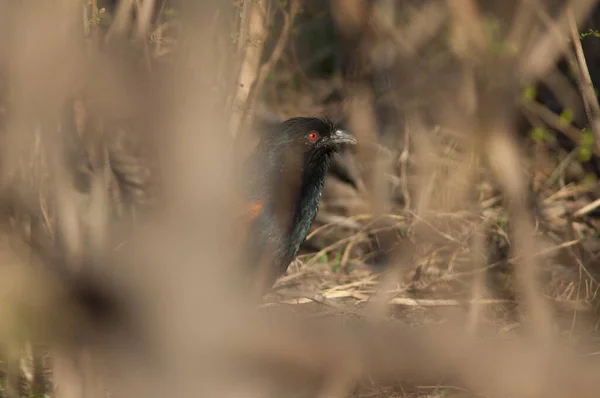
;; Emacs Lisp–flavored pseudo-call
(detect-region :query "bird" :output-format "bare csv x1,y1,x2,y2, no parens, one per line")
235,116,357,293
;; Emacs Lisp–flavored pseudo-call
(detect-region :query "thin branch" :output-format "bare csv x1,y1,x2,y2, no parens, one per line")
567,6,600,154
239,0,300,135
520,99,595,155
237,0,252,53
521,0,597,80
134,0,156,41
229,0,270,136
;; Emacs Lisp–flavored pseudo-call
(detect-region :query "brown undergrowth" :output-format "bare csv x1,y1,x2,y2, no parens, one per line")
1,1,600,398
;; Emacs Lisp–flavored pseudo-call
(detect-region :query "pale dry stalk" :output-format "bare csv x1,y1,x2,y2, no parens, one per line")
567,6,600,154
486,131,555,345
240,0,300,134
466,220,487,335
521,0,598,80
229,0,269,136
135,0,156,40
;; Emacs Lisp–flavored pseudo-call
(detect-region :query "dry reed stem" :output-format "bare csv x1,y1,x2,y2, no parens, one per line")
229,0,269,136
240,0,300,134
521,99,593,155
521,0,598,79
466,220,487,336
567,6,600,154
134,0,156,41
487,131,555,345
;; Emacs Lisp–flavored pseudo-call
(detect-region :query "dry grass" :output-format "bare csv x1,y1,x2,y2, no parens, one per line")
0,0,600,397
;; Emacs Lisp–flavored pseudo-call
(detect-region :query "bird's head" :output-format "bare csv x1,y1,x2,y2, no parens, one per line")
264,117,357,172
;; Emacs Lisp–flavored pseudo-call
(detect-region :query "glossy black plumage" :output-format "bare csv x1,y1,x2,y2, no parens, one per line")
241,117,357,289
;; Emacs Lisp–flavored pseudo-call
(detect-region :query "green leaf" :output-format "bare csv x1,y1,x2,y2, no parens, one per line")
333,251,341,265
543,128,556,143
163,7,178,17
496,210,508,231
530,126,546,143
559,108,574,127
578,146,592,163
581,128,595,148
523,83,536,101
580,29,600,39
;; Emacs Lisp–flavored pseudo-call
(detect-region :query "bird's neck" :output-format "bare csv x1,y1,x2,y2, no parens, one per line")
282,154,331,256
262,147,332,236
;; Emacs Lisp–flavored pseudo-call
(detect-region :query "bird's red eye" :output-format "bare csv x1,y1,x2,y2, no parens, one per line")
308,131,319,142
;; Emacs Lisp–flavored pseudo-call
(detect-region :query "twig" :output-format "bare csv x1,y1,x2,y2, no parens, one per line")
466,221,486,336
520,0,597,80
340,232,365,271
305,235,356,267
134,0,155,41
485,131,554,346
520,99,594,155
308,213,367,239
133,0,154,72
279,292,514,307
275,289,359,313
542,149,578,189
400,118,411,210
229,0,269,136
239,0,300,134
237,0,252,53
567,6,600,154
91,0,98,28
573,197,600,217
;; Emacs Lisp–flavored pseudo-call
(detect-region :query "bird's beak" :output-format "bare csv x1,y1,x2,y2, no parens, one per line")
329,129,357,145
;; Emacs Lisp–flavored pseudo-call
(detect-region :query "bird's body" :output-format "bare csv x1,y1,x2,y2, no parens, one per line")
238,117,357,290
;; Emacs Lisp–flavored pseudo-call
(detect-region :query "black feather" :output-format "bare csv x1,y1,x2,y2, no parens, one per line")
241,117,355,288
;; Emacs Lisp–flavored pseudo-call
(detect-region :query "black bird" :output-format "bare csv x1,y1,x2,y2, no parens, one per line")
238,117,357,291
